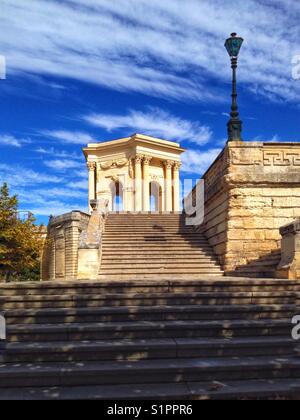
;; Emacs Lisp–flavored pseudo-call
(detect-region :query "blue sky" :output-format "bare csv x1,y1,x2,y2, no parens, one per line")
0,0,299,224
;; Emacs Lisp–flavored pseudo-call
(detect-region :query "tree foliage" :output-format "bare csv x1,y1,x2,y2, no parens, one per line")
0,183,43,282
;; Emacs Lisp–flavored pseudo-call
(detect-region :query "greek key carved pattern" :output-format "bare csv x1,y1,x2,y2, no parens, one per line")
263,151,300,167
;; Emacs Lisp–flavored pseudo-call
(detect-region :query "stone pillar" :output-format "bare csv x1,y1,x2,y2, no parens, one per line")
164,160,173,212
65,221,81,280
49,233,56,281
87,162,96,209
135,155,143,212
173,162,181,212
143,156,152,212
277,220,300,279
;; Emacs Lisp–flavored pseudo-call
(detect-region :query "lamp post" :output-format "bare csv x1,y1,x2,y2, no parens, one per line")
225,33,244,142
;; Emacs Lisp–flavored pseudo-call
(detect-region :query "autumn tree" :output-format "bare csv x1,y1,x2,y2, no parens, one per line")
0,183,43,282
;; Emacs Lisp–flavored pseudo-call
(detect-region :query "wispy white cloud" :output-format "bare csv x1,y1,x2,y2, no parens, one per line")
44,159,81,171
0,134,31,148
35,147,83,160
0,163,62,186
85,108,212,146
41,130,98,145
1,0,299,103
0,163,88,217
253,134,282,142
181,148,222,175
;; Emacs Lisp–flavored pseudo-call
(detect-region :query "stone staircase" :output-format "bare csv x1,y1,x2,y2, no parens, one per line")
0,278,300,400
99,213,223,280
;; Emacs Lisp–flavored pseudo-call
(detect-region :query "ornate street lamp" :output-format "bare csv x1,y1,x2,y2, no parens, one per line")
225,33,244,141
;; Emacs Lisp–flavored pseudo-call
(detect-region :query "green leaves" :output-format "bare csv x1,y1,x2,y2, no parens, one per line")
0,183,43,282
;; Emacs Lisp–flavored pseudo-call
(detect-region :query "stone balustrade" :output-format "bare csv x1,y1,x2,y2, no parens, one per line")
190,141,300,277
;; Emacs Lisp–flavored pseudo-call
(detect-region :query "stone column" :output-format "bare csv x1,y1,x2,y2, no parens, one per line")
164,160,173,213
134,155,143,212
173,162,181,212
143,156,152,212
87,162,96,209
65,221,81,280
49,233,56,281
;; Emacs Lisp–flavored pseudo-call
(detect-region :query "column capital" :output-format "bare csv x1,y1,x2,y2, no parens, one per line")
173,162,181,171
143,156,152,165
87,161,96,171
163,160,175,169
135,154,144,164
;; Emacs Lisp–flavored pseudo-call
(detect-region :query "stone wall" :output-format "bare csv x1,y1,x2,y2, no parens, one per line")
41,211,90,281
199,141,300,277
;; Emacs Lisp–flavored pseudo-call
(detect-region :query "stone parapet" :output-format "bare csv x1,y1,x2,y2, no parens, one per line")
195,141,300,278
41,211,90,281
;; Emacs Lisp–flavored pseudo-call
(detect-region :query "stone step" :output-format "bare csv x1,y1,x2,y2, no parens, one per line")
102,235,208,245
98,269,228,275
1,356,299,388
6,319,292,343
100,262,220,269
101,250,216,256
105,222,196,226
0,337,295,363
107,215,184,218
104,228,197,232
104,230,204,234
106,221,188,226
106,225,193,228
97,274,226,281
2,378,300,400
1,291,297,310
102,237,208,242
100,263,221,270
101,246,214,252
2,279,299,297
101,257,218,263
4,305,297,325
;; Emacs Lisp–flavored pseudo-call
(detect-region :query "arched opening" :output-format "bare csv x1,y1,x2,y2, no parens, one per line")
110,180,124,212
150,181,162,213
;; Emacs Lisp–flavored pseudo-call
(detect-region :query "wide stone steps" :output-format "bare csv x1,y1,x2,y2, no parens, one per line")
101,257,218,263
0,278,299,399
100,213,223,280
4,305,297,325
100,263,221,269
99,269,223,275
5,319,293,343
101,245,215,251
1,279,299,295
0,337,296,364
1,357,300,389
1,291,298,310
102,239,212,245
2,378,300,401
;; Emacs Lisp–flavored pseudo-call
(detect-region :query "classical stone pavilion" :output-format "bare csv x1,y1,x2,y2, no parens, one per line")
84,133,184,213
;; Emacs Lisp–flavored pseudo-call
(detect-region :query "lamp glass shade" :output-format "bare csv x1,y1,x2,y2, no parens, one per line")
225,35,244,57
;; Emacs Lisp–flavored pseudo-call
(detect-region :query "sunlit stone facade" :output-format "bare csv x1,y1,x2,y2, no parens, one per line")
83,134,185,213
